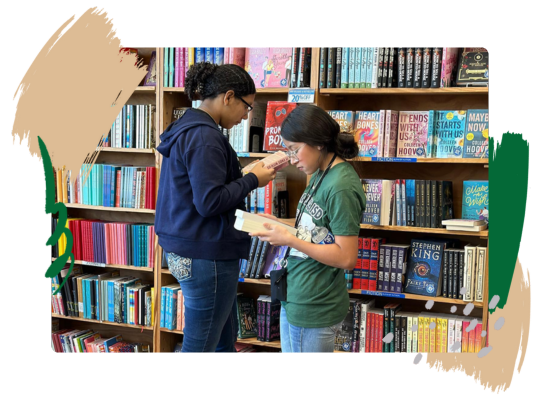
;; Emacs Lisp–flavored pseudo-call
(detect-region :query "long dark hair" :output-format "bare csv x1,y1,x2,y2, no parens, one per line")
280,104,359,160
184,62,256,101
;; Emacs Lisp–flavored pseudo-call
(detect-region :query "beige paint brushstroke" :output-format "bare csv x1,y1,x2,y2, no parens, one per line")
11,7,147,176
427,258,530,392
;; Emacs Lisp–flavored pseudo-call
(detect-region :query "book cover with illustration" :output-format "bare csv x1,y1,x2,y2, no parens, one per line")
267,48,293,88
462,181,489,223
397,111,430,158
463,110,489,158
245,48,270,89
236,295,257,338
404,239,448,297
435,110,467,158
355,111,382,157
328,110,354,133
263,102,297,151
361,179,382,225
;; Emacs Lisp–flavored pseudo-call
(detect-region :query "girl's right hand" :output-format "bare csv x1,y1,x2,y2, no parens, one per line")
258,213,278,221
250,162,276,187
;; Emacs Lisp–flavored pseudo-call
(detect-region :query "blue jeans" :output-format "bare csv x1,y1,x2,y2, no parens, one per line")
168,254,240,352
280,306,342,352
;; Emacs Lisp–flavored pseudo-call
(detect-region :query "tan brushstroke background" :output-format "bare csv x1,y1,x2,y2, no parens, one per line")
427,258,530,392
11,7,147,174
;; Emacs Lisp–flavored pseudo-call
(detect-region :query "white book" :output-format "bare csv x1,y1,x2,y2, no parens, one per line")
448,318,456,352
464,244,478,302
372,47,379,88
446,224,488,232
443,219,487,227
377,110,385,157
359,299,375,352
234,209,297,236
475,246,487,302
454,318,463,353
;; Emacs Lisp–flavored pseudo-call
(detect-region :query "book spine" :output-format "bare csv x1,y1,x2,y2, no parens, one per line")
335,48,342,88
291,47,299,89
387,48,395,87
395,247,406,293
319,47,327,89
383,245,391,292
354,48,362,88
382,47,389,87
383,308,390,353
413,48,423,88
341,47,349,88
459,250,465,300
421,48,432,88
377,48,384,88
377,246,385,291
389,247,398,292
361,238,371,290
326,48,336,88
397,48,406,87
443,250,449,298
475,248,486,302
431,47,442,88
369,238,380,291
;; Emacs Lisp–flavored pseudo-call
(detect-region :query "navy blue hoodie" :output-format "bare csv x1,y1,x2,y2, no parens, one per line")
155,108,259,260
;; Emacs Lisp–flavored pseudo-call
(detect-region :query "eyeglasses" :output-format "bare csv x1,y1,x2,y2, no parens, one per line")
236,96,253,113
285,143,305,161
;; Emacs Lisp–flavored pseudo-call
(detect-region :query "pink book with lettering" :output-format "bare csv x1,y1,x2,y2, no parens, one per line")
231,47,246,68
245,48,269,88
179,48,185,88
396,111,430,158
384,110,399,157
184,47,189,83
354,111,382,157
175,47,180,87
267,47,293,88
440,48,458,87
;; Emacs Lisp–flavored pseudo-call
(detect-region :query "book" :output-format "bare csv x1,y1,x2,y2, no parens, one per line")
245,48,269,88
405,239,448,297
440,48,459,87
263,101,297,152
456,48,489,87
335,299,357,352
234,209,298,236
397,111,431,158
434,110,467,158
463,110,489,158
267,48,293,88
242,151,290,174
327,110,354,133
354,111,382,157
236,295,257,338
462,181,489,222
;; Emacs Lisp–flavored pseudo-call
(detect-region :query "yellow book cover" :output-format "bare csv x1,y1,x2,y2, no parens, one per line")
418,317,424,352
436,318,443,352
468,324,476,353
151,287,155,327
430,317,437,353
441,318,448,353
61,166,68,203
425,316,431,353
188,48,195,67
412,316,419,353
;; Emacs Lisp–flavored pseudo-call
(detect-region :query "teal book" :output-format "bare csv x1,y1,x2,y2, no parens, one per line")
360,47,368,88
426,110,437,158
349,47,356,87
169,47,175,88
341,48,350,88
435,110,467,158
160,286,166,329
462,180,489,222
463,109,489,158
164,47,169,87
366,48,373,88
355,48,362,88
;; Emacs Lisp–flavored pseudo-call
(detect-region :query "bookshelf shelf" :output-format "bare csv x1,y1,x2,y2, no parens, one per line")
319,87,488,95
51,258,154,273
98,147,155,154
236,337,282,349
52,314,154,331
351,157,488,164
359,224,489,238
163,87,185,93
134,86,156,92
64,204,156,214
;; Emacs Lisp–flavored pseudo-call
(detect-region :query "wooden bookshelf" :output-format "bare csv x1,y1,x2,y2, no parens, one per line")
64,204,156,214
319,87,488,95
52,314,154,331
51,258,154,273
359,224,489,238
352,157,488,164
135,86,156,92
98,147,154,154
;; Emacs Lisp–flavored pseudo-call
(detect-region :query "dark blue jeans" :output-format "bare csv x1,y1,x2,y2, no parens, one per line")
168,254,240,352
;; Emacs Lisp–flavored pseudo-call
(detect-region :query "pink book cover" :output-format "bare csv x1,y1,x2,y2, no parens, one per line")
232,47,246,68
397,111,430,158
224,47,229,64
104,224,109,264
475,323,483,353
175,47,180,87
267,47,293,88
354,111,381,157
384,110,399,157
110,224,116,265
245,48,268,88
441,48,458,88
179,48,185,88
184,47,189,82
376,110,385,157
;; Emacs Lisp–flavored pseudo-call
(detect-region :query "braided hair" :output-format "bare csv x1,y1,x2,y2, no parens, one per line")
184,62,256,101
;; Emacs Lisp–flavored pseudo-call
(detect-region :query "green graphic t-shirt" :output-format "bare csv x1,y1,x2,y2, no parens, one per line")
283,162,366,328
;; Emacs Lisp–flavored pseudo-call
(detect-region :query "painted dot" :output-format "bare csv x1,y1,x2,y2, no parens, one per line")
414,353,423,364
489,295,500,310
478,346,493,358
495,317,505,330
382,333,394,343
463,303,475,316
412,324,418,332
460,286,467,295
429,322,436,330
466,319,479,332
481,330,487,337
425,300,434,310
450,306,457,313
450,342,461,352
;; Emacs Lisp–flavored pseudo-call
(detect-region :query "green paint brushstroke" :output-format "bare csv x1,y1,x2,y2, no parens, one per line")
38,136,74,295
489,133,529,312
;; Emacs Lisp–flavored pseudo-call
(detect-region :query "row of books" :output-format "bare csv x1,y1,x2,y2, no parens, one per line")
103,104,156,149
51,265,155,326
336,299,486,353
160,284,184,331
163,48,246,87
239,237,288,280
237,295,280,342
51,218,156,269
361,179,488,228
328,109,489,159
52,328,150,353
55,164,157,210
245,171,288,217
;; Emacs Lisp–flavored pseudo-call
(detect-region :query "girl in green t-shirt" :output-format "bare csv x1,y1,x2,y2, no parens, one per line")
250,104,366,352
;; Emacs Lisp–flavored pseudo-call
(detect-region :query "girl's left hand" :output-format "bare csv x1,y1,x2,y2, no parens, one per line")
249,223,295,247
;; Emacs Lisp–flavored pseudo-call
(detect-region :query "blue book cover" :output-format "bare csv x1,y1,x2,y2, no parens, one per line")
165,286,171,330
366,48,373,88
108,281,115,322
214,48,224,65
404,239,448,297
135,225,139,267
355,48,362,88
341,48,349,88
110,166,117,207
122,106,126,147
160,287,166,329
195,48,205,63
462,180,489,222
361,179,382,225
426,110,436,158
164,48,169,87
463,109,489,158
97,165,103,206
406,179,416,226
205,47,214,64
102,165,108,207
349,47,356,87
435,110,467,158
95,279,100,321
126,106,131,148
396,180,402,226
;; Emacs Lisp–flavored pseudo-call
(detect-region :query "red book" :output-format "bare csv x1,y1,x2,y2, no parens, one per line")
474,322,482,353
366,312,372,353
369,238,382,291
370,312,377,352
462,321,470,353
361,237,372,290
263,101,297,151
115,170,121,208
378,313,384,353
353,238,363,289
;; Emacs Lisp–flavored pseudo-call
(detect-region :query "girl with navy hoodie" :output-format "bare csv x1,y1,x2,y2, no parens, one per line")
155,62,275,352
